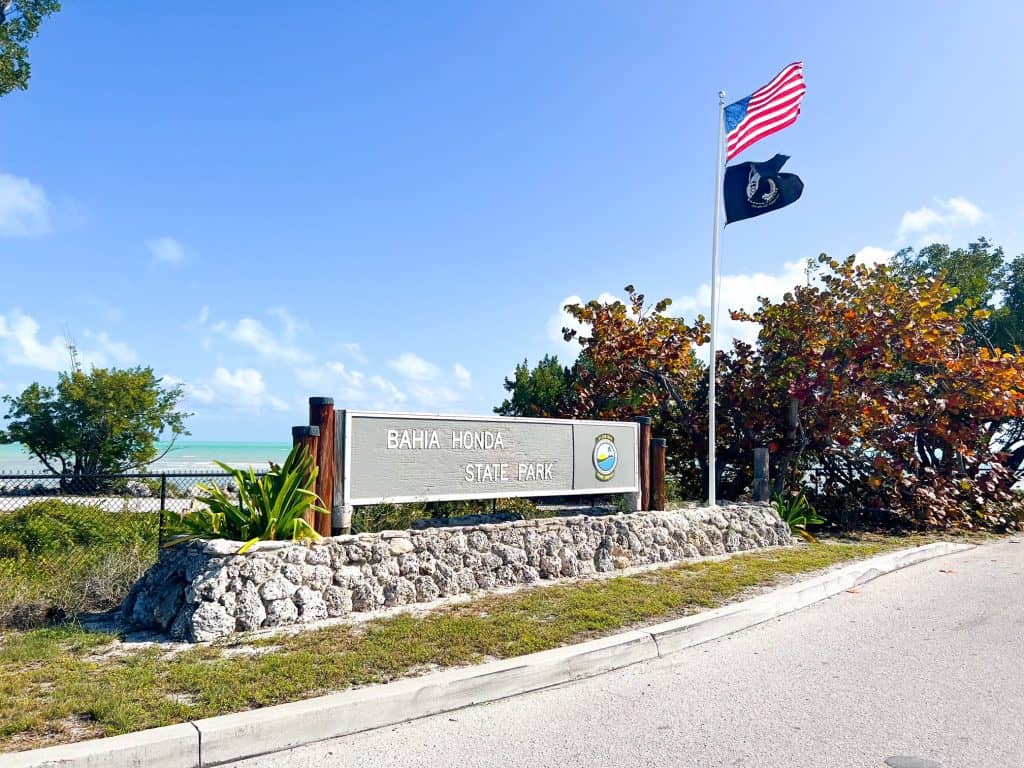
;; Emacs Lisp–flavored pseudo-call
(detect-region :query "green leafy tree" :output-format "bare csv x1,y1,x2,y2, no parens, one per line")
892,238,1007,344
990,252,1024,350
0,1,61,97
0,367,191,487
494,355,574,417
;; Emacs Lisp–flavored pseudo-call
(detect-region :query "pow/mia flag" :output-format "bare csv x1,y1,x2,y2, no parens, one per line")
723,154,804,224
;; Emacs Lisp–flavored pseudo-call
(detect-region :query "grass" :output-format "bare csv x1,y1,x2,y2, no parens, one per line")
0,533,955,752
0,501,160,628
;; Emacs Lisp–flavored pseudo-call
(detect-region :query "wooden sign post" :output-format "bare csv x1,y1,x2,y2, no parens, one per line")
291,425,320,530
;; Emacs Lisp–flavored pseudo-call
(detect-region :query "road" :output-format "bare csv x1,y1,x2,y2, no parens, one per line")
232,539,1024,768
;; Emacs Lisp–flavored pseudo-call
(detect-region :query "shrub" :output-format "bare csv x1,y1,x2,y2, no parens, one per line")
772,492,824,542
0,500,160,627
163,445,327,552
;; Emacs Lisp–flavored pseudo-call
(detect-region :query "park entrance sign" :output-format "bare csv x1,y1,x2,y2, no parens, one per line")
334,411,640,507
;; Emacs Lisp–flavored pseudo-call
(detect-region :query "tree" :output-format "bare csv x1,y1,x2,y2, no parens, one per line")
990,252,1024,350
0,0,60,97
733,254,1024,529
891,238,1007,346
494,355,574,417
0,366,191,488
563,286,711,496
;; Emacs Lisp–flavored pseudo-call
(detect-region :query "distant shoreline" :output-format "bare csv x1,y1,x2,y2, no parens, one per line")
0,441,292,474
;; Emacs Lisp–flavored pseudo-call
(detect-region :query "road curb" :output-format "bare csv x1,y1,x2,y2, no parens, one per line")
0,541,974,767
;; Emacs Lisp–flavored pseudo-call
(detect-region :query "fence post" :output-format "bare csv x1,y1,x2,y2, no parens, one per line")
650,438,667,511
308,397,335,538
158,473,167,547
635,416,652,511
753,447,770,502
292,426,320,530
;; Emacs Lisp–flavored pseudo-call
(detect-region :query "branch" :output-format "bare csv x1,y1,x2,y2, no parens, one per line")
111,434,182,474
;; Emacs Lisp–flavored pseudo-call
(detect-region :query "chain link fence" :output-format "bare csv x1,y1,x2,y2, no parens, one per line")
0,471,265,628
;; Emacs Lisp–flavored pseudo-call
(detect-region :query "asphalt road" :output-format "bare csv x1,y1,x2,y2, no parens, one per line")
232,539,1024,768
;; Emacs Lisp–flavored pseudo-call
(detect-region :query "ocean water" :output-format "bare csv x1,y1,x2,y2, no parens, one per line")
0,441,292,474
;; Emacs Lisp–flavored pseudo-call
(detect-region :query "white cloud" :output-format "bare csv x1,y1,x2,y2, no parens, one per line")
853,246,895,267
0,312,67,371
370,375,407,406
945,196,983,224
0,172,52,238
196,307,311,363
386,352,470,409
145,236,187,265
453,362,472,389
188,367,289,411
268,306,302,338
337,342,368,364
406,382,462,409
82,330,138,365
673,261,811,350
0,311,138,371
389,352,440,381
897,197,985,242
295,361,368,403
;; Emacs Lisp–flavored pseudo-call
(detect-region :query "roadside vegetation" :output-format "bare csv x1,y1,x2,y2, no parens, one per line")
501,239,1024,533
0,535,943,751
0,501,159,628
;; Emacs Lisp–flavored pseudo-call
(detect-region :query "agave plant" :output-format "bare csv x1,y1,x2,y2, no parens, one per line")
772,491,825,543
164,445,329,553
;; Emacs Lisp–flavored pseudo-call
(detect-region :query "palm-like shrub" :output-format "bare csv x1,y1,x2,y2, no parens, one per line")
164,445,328,553
772,491,825,542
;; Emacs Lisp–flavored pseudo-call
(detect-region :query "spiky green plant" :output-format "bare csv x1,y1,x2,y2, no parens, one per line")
164,445,328,553
772,491,825,542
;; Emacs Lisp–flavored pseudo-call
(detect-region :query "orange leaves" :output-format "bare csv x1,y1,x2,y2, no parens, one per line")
563,286,706,424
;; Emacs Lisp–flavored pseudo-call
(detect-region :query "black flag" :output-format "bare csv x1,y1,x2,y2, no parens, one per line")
723,154,804,224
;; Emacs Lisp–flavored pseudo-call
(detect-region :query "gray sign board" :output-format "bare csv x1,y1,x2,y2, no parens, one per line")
335,410,639,506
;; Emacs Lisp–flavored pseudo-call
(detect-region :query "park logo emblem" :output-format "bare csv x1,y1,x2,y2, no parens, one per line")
592,433,618,481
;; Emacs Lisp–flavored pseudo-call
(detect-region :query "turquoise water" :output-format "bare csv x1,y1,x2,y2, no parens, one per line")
0,441,292,474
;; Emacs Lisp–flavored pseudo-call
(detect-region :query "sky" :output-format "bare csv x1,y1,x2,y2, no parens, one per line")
1,1,1022,441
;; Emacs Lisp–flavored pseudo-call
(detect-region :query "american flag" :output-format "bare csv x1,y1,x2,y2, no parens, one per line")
724,62,806,162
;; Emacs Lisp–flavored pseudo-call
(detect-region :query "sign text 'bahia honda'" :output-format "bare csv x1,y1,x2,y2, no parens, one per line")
334,411,639,506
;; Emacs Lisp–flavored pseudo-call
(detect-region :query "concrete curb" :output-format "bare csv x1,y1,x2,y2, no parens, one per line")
0,541,974,768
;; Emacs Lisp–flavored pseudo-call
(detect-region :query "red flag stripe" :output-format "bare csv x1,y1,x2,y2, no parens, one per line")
728,103,803,150
748,77,805,110
747,66,804,107
740,85,807,133
727,106,804,156
725,61,805,161
728,112,801,160
749,62,803,102
727,89,806,150
730,88,806,135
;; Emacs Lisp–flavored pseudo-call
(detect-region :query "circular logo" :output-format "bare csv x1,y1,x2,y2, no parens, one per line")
593,434,618,481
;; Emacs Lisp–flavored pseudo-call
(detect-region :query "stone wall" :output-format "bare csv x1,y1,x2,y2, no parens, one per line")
122,504,792,642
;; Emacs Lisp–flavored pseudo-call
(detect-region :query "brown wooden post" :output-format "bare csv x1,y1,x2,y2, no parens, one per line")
650,437,667,511
636,416,652,511
753,446,770,502
291,425,320,530
308,397,335,537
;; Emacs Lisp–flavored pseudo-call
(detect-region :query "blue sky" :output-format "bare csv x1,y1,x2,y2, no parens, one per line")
1,1,1022,440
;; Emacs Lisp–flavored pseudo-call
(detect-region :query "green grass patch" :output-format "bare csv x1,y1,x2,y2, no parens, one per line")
0,501,160,628
0,534,949,752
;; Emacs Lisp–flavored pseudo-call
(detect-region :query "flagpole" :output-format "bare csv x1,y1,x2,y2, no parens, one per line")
708,90,725,507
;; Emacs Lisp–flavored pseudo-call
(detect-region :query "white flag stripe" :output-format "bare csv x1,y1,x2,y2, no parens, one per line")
747,67,803,108
725,61,805,161
748,76,805,109
727,89,806,149
727,103,804,152
727,111,800,158
752,61,802,95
